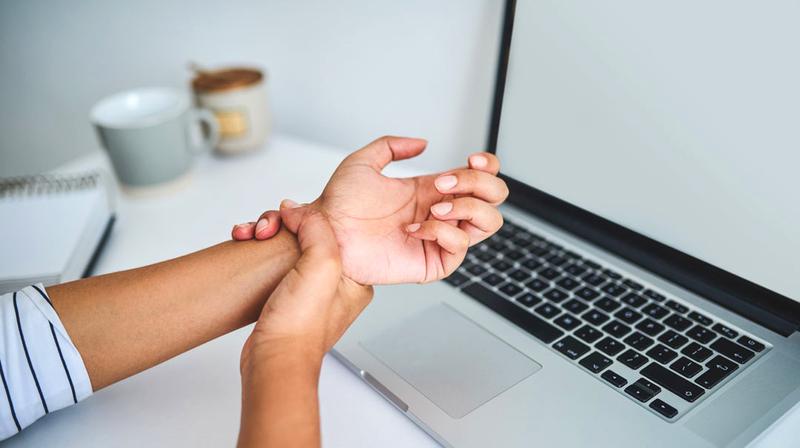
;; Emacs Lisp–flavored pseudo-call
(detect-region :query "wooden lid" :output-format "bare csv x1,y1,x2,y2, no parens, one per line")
192,67,264,93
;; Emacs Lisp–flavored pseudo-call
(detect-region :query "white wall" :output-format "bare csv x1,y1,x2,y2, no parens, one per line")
0,0,503,176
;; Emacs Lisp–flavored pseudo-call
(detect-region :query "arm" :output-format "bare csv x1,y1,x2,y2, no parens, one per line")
48,227,298,391
237,209,373,448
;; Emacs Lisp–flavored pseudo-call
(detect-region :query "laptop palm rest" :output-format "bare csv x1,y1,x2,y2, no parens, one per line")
360,303,541,418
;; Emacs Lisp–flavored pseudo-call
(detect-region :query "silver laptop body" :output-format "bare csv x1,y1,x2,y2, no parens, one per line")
333,1,800,446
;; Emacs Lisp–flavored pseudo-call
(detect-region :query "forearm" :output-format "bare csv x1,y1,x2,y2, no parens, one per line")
48,228,300,390
238,343,322,448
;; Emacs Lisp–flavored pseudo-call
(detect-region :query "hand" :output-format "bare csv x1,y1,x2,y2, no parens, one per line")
240,208,372,370
232,136,508,284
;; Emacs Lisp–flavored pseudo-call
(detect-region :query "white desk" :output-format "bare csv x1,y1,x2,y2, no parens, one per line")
4,135,799,447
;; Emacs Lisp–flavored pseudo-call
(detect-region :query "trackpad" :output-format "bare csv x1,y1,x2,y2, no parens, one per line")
361,304,541,418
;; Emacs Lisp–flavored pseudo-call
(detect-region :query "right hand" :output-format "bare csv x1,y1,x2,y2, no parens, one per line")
240,208,373,370
233,136,508,285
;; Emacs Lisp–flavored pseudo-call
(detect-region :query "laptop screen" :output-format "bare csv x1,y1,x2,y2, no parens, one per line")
496,1,799,301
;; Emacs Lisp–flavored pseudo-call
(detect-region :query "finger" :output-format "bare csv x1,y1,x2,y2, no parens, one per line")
406,220,470,279
429,197,503,244
467,152,500,175
343,135,428,172
231,222,256,240
433,169,509,205
279,199,308,234
293,209,342,276
254,210,282,240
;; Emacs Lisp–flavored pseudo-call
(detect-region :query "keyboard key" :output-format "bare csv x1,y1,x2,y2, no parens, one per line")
737,335,765,352
670,357,702,378
543,288,569,303
624,332,655,351
601,370,628,388
658,330,689,349
595,296,622,313
563,298,589,314
529,246,549,257
601,283,627,297
581,273,605,286
642,303,670,320
665,300,689,314
466,264,487,276
614,307,644,325
687,311,713,326
563,263,587,277
641,363,705,402
473,251,495,262
663,314,693,332
646,344,678,364
506,250,525,261
521,258,542,271
444,271,470,287
525,278,549,292
497,224,516,238
545,254,568,266
712,323,739,339
575,325,603,344
499,282,523,297
681,342,713,363
686,325,716,344
696,356,738,389
555,277,580,291
649,399,678,418
563,250,582,261
710,338,755,364
463,283,564,343
538,267,561,280
583,259,601,270
579,351,613,373
507,269,529,282
625,378,661,402
622,279,644,291
603,269,623,280
635,319,666,337
482,273,504,286
510,236,532,248
602,321,632,338
621,292,647,308
534,303,561,319
575,286,600,301
643,289,666,302
582,309,610,326
554,313,582,331
516,292,541,307
618,349,648,370
492,259,514,272
596,336,626,356
553,336,590,360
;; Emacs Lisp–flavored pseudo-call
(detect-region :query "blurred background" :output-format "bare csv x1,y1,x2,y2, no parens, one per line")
0,0,504,177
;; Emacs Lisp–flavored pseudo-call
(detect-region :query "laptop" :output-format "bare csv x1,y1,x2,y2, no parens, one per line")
333,1,800,446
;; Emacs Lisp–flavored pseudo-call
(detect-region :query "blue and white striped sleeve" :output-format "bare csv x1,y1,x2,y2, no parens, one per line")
0,284,93,440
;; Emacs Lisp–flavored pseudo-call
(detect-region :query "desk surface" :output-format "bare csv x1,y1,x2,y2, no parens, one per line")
5,135,799,447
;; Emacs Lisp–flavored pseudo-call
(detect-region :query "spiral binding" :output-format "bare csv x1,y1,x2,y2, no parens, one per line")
0,172,100,198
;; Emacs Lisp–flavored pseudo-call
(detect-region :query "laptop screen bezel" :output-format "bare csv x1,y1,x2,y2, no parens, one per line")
486,0,800,335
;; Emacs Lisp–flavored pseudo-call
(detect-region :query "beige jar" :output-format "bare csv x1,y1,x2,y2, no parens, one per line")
192,67,271,154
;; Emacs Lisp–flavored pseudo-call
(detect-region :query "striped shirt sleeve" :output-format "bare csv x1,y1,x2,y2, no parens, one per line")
0,284,92,440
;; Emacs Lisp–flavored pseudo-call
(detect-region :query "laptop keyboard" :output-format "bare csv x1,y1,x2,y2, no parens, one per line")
444,218,770,422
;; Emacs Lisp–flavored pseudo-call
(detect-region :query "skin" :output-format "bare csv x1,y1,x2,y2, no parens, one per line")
234,136,507,447
40,136,506,447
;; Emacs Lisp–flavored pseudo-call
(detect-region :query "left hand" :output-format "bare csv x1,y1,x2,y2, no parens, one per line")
232,136,508,284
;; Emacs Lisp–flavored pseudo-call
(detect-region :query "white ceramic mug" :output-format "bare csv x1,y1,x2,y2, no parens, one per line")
90,87,219,187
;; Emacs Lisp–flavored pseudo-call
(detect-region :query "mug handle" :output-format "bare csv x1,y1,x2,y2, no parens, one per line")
187,108,220,154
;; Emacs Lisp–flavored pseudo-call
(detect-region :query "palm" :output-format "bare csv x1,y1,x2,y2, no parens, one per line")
319,162,451,284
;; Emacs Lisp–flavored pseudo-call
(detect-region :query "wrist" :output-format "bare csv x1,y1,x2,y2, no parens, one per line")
241,336,324,379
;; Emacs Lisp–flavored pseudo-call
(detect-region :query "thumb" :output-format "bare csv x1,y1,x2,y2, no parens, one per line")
279,199,309,234
342,135,427,172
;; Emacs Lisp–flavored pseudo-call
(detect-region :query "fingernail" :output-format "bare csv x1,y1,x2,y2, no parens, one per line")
255,217,269,234
431,202,453,216
281,199,300,209
234,223,249,229
435,175,458,191
406,223,421,232
470,154,488,168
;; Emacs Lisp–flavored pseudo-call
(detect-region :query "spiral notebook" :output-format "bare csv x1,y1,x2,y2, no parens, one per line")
0,173,115,294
